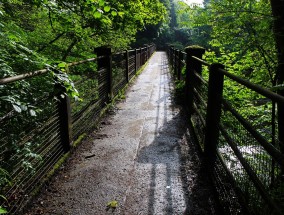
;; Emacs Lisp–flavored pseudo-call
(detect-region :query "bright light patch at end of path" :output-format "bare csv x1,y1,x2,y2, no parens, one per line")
182,0,204,7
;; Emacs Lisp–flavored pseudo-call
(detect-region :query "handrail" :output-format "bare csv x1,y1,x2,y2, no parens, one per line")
0,44,153,86
0,69,51,85
0,57,99,85
218,67,284,105
192,56,210,66
191,56,284,105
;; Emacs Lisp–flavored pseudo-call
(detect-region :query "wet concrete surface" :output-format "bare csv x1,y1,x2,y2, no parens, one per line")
24,52,218,215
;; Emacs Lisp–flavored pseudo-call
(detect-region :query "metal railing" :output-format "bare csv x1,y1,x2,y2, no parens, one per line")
168,46,284,215
0,44,155,213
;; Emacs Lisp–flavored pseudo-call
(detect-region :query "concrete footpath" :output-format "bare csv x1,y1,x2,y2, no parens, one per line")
25,52,216,215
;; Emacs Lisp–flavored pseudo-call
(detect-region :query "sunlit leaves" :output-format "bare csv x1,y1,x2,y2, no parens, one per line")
94,11,102,19
104,5,111,12
0,206,7,214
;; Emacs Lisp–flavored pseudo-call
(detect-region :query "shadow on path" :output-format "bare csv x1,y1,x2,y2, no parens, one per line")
135,53,190,214
135,52,218,215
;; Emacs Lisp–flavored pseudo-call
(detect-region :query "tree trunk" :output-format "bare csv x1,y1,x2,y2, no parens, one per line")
270,0,284,81
61,38,78,61
270,0,284,163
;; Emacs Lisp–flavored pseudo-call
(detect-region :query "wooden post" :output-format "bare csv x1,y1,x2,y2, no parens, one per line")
184,46,205,114
94,46,112,101
55,82,72,152
204,63,225,171
125,50,129,83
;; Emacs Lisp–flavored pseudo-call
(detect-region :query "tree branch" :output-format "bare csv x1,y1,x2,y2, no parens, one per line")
37,32,66,52
61,38,79,61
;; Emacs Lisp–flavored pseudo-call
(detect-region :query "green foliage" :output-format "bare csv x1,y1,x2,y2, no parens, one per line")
0,168,10,214
0,207,7,214
182,0,277,86
173,71,186,105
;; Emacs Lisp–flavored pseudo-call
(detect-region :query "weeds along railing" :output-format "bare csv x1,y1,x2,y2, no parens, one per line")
168,46,284,215
0,44,155,213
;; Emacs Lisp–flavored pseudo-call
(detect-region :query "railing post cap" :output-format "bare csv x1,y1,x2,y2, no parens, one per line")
94,46,111,55
185,45,205,55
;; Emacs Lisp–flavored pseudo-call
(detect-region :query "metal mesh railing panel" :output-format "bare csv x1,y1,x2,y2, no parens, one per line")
0,76,65,212
112,53,127,96
191,69,209,150
218,87,282,213
70,63,101,140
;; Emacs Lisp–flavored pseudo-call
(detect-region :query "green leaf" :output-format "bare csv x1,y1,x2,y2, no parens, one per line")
0,207,7,214
118,12,124,18
29,109,37,117
12,104,22,113
111,11,117,16
94,11,102,18
99,0,104,6
57,62,66,68
107,200,118,208
104,6,111,12
21,105,28,111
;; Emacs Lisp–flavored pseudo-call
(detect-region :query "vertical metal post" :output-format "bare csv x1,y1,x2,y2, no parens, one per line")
135,49,138,72
56,82,72,152
278,94,284,171
177,50,182,80
95,46,112,102
174,49,178,76
125,50,129,83
140,48,142,67
170,47,173,68
184,46,205,114
146,46,149,61
204,63,225,171
169,46,173,67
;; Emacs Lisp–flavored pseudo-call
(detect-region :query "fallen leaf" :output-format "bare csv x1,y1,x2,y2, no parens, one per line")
107,200,118,208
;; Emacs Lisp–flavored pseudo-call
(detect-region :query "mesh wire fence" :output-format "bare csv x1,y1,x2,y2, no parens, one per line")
112,52,127,97
69,61,102,140
0,73,65,213
219,81,283,214
191,67,209,151
129,50,136,79
168,47,284,214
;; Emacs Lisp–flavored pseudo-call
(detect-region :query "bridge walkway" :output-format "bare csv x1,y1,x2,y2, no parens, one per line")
24,52,218,215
